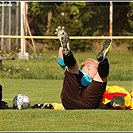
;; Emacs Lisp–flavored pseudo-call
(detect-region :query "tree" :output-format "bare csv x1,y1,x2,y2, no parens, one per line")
127,2,133,50
28,2,56,36
127,2,133,34
27,2,132,52
113,2,130,36
50,2,94,51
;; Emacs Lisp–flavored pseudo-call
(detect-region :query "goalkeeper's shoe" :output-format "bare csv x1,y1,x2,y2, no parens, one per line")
0,101,8,109
111,96,125,108
31,103,44,109
96,39,112,62
55,26,70,56
42,103,54,109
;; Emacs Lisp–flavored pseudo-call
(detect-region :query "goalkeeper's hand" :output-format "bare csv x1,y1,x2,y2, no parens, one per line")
111,96,125,107
55,26,65,37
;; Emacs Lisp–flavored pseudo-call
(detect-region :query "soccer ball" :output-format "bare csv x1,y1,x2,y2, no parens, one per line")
13,94,30,109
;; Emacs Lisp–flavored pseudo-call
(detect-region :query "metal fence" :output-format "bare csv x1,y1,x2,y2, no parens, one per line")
0,2,20,52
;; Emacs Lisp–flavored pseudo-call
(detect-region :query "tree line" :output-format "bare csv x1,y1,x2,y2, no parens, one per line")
27,2,133,52
0,2,133,53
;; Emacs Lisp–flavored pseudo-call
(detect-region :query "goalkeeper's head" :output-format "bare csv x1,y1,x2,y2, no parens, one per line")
80,58,99,79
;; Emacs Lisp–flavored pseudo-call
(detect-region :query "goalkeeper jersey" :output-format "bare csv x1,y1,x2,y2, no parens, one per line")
102,85,133,109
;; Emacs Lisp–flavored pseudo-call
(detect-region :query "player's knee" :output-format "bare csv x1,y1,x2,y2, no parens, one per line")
98,58,109,78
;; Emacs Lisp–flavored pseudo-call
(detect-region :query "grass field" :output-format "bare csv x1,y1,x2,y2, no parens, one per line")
0,49,132,131
0,79,133,131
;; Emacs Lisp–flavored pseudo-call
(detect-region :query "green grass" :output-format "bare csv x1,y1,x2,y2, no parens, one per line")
1,109,132,131
0,50,132,131
1,79,133,131
1,51,133,80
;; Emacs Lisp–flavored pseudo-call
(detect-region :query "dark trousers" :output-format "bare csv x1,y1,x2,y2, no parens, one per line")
61,52,109,109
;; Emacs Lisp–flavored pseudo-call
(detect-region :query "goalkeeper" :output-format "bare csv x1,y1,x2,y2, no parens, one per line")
33,26,111,109
56,26,133,110
33,26,133,110
55,26,111,109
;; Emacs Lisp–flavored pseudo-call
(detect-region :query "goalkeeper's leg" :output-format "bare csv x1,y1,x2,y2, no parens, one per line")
55,26,79,74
